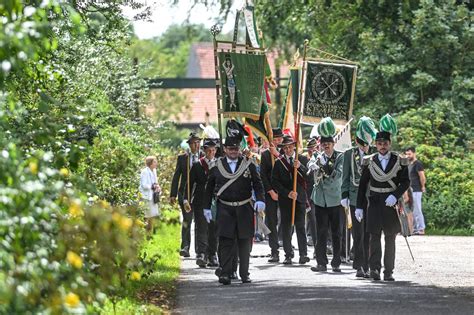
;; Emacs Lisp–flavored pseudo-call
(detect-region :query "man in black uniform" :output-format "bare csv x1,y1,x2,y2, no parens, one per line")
186,139,218,268
170,132,203,257
203,137,265,285
259,128,284,262
272,135,310,265
356,114,410,281
341,116,378,278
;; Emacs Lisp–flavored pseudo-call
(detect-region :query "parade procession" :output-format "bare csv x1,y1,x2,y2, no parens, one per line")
169,3,415,286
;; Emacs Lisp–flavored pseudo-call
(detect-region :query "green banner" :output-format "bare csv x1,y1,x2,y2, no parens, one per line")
219,52,265,120
302,61,357,124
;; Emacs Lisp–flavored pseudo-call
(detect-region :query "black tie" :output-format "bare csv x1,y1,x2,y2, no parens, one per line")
289,157,294,166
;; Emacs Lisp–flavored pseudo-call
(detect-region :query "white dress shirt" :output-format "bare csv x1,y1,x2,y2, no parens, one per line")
190,153,199,167
378,152,391,171
226,158,238,173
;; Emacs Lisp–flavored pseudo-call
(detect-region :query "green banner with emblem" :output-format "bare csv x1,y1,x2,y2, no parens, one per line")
302,61,357,124
219,52,265,120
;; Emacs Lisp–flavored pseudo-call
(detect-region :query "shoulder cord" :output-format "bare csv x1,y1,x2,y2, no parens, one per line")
351,149,362,187
368,155,401,189
217,158,250,180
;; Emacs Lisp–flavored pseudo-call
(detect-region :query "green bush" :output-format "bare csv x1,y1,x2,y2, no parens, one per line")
423,153,474,232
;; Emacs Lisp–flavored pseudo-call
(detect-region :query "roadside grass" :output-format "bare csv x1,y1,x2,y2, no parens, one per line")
101,209,181,314
425,227,473,236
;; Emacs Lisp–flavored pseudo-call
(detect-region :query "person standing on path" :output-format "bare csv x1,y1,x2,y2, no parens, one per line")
341,116,378,278
405,147,426,235
170,132,203,258
272,135,311,265
203,136,265,285
308,117,345,273
259,128,284,263
186,139,219,268
139,156,161,233
356,114,410,281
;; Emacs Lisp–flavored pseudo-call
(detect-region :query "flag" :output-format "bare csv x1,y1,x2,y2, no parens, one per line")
279,69,303,149
219,52,265,120
301,60,357,124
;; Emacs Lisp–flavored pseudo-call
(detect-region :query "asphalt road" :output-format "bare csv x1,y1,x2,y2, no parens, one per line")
174,234,473,315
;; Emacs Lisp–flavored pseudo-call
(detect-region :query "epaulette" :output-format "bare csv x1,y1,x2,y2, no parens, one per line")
362,153,376,166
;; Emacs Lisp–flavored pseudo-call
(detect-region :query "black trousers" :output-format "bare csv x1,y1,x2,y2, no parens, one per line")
193,206,208,255
281,201,307,259
340,207,351,259
219,236,250,278
369,232,396,275
315,205,342,267
265,195,279,255
207,220,218,257
306,201,317,247
178,194,194,251
350,206,369,270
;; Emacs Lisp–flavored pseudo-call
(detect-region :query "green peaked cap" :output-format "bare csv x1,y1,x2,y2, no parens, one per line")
356,116,377,145
379,114,398,136
318,117,337,138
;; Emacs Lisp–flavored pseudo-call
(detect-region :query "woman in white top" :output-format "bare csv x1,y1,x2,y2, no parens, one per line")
139,156,161,232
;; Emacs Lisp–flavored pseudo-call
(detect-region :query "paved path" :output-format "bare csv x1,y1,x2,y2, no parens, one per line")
174,235,473,314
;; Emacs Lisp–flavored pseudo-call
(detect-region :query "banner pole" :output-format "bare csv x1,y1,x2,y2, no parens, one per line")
211,26,223,145
291,39,309,226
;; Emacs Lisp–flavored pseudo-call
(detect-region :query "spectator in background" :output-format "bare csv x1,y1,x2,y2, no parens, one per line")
405,147,426,235
139,156,161,233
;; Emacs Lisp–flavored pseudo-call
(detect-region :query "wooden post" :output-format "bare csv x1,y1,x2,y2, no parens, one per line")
291,39,309,226
211,26,223,146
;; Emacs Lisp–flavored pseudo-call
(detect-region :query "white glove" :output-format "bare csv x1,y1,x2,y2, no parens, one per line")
253,201,266,213
307,161,320,172
355,208,364,222
203,209,212,223
340,198,350,208
385,194,397,207
318,154,327,165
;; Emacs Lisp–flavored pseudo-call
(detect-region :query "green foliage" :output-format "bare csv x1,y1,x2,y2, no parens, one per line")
129,23,209,78
0,0,182,313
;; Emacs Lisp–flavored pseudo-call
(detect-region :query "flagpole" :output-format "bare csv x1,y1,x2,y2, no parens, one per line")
211,25,223,145
291,39,309,226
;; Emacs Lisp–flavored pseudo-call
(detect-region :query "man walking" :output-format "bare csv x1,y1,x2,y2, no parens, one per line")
356,114,410,281
341,116,377,278
203,137,265,285
260,128,284,262
308,117,345,273
170,132,203,257
272,135,310,265
405,147,426,235
187,139,219,267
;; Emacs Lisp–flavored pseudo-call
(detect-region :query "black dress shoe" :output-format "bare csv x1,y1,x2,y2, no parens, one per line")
282,257,292,265
299,256,310,264
179,248,190,257
311,265,327,272
207,255,219,267
241,277,252,283
219,276,231,285
196,254,207,268
268,254,280,263
384,273,395,281
230,271,238,280
214,267,222,278
356,267,365,278
332,266,342,272
370,270,381,281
